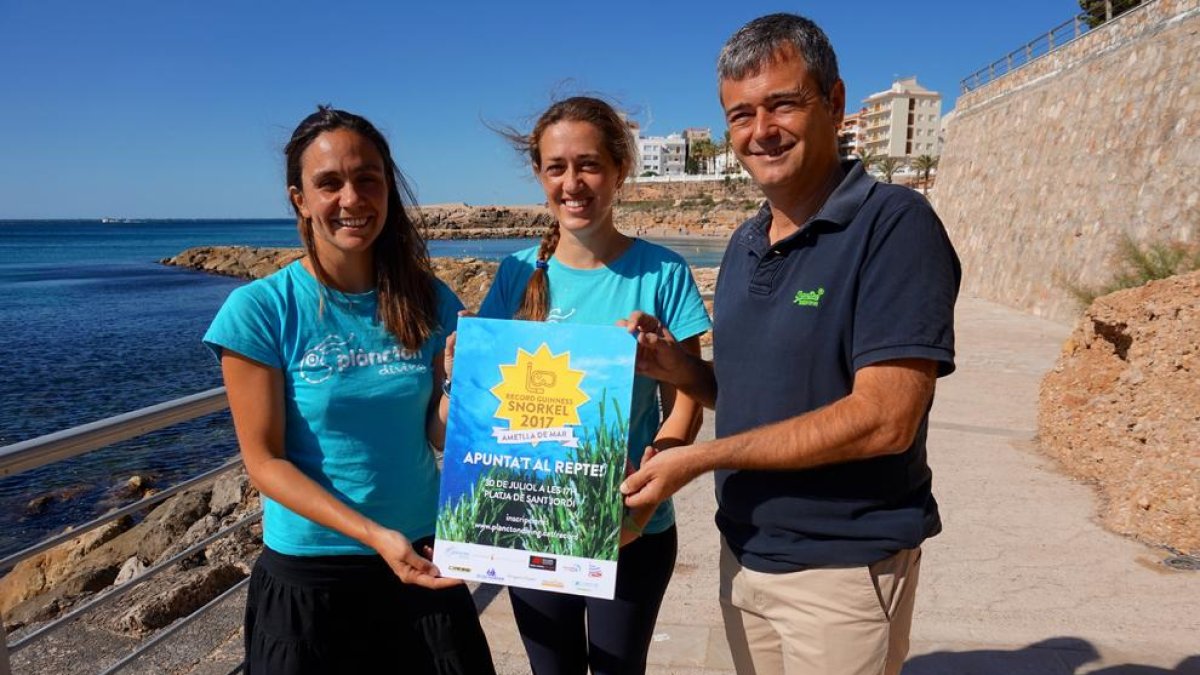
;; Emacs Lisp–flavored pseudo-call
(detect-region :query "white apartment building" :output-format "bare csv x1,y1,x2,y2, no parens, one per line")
636,133,686,177
713,149,748,177
638,136,663,175
861,77,942,160
629,121,748,180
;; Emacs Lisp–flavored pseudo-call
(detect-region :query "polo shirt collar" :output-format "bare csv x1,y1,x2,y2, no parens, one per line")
738,159,877,254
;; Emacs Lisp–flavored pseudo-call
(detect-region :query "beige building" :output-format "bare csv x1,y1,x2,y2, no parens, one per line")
839,108,867,159
683,127,712,174
861,77,942,159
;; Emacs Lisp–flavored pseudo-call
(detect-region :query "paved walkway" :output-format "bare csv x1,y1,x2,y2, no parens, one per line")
477,296,1200,674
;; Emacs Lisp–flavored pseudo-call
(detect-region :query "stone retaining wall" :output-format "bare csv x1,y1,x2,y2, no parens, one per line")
933,0,1200,321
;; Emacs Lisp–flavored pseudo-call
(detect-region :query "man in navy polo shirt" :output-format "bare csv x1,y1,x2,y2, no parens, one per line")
620,13,960,675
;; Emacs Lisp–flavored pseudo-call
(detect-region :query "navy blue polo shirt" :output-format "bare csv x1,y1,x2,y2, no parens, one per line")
712,160,961,573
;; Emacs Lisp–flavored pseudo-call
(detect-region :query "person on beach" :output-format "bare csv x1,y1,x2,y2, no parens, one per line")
474,96,711,675
619,14,961,675
203,106,495,674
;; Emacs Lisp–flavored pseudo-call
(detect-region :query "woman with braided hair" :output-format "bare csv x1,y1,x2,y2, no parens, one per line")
476,96,711,674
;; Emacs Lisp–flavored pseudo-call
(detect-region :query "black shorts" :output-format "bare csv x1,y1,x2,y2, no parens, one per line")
244,541,496,675
509,525,678,675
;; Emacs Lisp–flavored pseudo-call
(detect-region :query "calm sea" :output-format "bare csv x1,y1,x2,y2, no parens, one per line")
0,219,727,558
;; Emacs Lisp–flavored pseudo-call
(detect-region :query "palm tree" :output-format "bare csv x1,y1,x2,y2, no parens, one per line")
855,146,879,171
689,139,718,175
876,156,901,184
702,139,719,175
913,155,939,194
721,129,734,174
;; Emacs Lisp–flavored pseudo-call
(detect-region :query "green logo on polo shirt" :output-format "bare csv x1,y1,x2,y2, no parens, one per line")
793,287,825,307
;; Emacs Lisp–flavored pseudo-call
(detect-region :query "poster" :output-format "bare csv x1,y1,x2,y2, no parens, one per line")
433,317,635,599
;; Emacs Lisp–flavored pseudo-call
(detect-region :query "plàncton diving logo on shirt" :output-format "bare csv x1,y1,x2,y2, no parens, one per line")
489,344,589,446
299,333,422,384
546,307,576,323
793,287,826,308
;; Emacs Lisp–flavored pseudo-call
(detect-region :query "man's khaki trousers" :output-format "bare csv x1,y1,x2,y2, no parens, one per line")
719,539,921,675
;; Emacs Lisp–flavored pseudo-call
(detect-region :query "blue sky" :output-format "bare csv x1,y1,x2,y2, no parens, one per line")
0,1,1081,219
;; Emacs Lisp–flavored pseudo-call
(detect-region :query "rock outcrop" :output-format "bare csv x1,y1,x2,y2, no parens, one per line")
162,246,303,280
1,470,261,636
419,204,553,240
1038,270,1200,556
162,246,718,312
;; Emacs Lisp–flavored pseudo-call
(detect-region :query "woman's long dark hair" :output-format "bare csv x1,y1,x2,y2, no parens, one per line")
494,97,636,321
285,106,436,351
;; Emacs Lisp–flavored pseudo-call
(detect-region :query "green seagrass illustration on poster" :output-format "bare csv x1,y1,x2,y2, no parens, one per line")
433,317,634,599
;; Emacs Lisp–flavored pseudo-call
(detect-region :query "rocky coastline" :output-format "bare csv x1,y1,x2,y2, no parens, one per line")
160,245,719,313
412,197,755,240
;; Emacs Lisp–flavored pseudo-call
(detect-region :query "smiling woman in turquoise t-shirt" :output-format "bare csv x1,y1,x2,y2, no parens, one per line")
474,96,711,675
203,107,494,674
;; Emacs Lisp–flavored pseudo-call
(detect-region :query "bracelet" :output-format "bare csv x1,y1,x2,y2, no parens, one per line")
441,377,452,397
621,512,645,536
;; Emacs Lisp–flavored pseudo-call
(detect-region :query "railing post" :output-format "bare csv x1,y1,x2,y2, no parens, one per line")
1026,42,1033,61
1,618,12,675
1075,15,1081,38
1105,0,1113,21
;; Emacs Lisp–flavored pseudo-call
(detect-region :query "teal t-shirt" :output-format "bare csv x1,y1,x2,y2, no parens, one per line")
203,261,463,556
478,238,711,534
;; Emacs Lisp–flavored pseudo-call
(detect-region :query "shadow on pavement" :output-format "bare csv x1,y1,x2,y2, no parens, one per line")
904,637,1200,674
472,582,505,613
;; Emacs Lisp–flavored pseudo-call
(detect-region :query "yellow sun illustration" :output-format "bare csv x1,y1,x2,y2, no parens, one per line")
491,343,589,430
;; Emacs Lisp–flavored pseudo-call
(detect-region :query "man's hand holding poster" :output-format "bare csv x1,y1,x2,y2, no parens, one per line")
434,317,635,599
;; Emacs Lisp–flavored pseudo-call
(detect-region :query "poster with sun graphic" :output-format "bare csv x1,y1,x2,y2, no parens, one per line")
433,317,635,599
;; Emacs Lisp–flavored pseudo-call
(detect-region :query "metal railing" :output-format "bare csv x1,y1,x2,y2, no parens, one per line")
0,388,256,675
960,0,1151,93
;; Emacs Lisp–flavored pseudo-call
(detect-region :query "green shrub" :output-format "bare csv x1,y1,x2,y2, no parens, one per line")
618,199,673,212
1065,233,1200,307
679,195,715,209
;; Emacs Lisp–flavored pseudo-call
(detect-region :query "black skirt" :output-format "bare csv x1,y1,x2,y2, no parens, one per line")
244,541,496,675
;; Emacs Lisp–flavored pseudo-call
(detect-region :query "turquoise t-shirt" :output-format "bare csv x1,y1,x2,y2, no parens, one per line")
203,261,463,556
478,238,711,534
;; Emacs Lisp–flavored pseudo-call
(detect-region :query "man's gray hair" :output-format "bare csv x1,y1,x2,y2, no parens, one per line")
717,13,840,98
